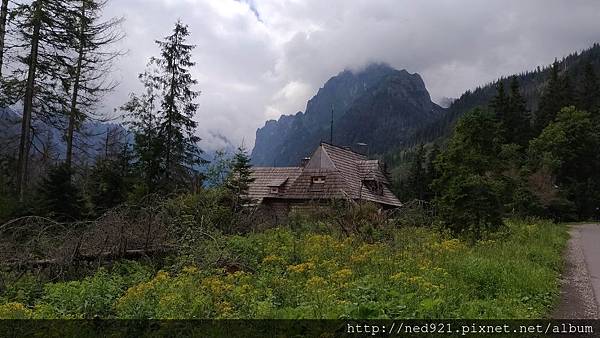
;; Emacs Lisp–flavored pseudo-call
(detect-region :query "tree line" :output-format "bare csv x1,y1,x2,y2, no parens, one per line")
398,59,600,234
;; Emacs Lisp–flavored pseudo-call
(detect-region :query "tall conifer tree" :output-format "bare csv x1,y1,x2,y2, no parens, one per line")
124,20,202,192
507,76,531,146
490,80,509,120
535,60,574,133
154,20,202,186
227,145,255,211
578,62,599,113
10,0,74,200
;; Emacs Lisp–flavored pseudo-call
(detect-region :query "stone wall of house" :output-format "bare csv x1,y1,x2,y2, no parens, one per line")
255,199,348,227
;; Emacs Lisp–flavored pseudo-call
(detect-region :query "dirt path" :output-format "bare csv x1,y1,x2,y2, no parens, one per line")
553,224,600,319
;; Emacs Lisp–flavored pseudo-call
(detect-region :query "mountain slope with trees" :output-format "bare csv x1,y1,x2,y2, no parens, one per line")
395,43,600,225
400,43,600,149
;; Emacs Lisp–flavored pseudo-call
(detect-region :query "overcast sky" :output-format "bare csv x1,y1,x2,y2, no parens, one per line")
103,0,600,151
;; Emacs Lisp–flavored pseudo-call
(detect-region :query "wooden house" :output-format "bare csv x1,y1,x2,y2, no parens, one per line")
247,142,402,220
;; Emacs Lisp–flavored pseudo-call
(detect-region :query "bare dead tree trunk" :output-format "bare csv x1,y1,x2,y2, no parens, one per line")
104,127,109,158
66,0,86,171
0,0,8,78
17,0,43,202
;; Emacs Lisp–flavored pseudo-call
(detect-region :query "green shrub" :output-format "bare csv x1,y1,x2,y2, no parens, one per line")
0,272,44,306
2,261,155,319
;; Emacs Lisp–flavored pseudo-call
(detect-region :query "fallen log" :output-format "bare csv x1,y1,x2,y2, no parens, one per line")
1,247,175,268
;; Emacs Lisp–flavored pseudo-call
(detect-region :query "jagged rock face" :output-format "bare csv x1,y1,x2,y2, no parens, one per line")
251,64,444,166
334,70,444,155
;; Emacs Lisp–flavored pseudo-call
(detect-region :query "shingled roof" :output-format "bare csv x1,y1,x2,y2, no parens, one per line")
248,142,403,208
247,167,303,203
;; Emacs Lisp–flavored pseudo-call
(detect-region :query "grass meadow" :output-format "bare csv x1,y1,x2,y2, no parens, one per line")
0,218,568,319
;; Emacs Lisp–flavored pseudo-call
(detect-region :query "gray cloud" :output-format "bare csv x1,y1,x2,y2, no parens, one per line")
101,0,600,151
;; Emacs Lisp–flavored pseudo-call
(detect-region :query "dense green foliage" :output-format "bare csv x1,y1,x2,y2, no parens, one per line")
35,164,86,221
0,219,568,319
396,54,600,232
393,144,438,202
0,261,154,319
226,146,255,211
432,109,504,234
529,107,600,219
534,61,574,133
88,147,135,214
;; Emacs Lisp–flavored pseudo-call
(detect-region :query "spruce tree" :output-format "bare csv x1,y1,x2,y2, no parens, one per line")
154,20,202,188
124,20,202,192
405,144,427,200
490,80,509,143
424,143,440,200
36,163,86,220
123,69,164,191
10,0,74,201
535,60,574,133
432,108,504,235
578,62,599,113
490,80,509,122
226,146,255,211
89,128,132,214
89,152,132,214
507,76,531,146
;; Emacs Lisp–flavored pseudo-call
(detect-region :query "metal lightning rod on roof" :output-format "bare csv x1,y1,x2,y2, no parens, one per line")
330,104,334,144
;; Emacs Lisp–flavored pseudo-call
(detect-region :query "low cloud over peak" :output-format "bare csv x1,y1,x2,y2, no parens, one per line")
104,0,600,151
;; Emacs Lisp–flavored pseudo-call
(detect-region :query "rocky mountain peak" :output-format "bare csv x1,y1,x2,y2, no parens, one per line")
251,63,443,166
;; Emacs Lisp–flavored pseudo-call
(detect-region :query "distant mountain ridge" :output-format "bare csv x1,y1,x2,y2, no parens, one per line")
0,107,129,163
0,107,231,168
251,64,444,166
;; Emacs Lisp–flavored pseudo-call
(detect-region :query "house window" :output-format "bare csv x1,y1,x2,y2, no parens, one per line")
312,176,326,184
364,180,384,196
270,187,280,194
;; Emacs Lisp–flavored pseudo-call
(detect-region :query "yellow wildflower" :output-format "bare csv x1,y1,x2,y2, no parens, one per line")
306,276,327,289
202,276,233,295
287,262,315,273
350,243,382,263
217,301,233,315
330,268,353,282
154,271,170,282
0,302,32,319
182,266,198,274
262,255,286,265
390,272,406,281
407,276,425,285
436,239,466,253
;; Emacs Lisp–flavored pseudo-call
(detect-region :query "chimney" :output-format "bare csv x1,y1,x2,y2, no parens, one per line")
301,157,310,167
356,143,369,156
